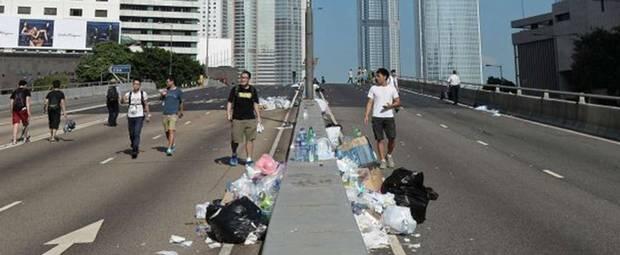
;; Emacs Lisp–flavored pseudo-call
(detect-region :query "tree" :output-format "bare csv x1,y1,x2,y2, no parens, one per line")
485,76,516,93
75,42,133,82
572,27,620,95
131,47,203,88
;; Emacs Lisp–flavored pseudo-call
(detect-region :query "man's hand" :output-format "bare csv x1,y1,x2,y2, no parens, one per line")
177,112,184,119
146,113,151,122
364,115,369,126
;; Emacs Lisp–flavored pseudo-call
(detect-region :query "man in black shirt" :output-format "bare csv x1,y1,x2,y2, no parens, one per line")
10,80,31,145
44,80,67,142
226,71,261,166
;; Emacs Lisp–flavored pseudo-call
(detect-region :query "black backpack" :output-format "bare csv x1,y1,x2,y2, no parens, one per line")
129,90,145,108
13,89,27,111
107,87,119,103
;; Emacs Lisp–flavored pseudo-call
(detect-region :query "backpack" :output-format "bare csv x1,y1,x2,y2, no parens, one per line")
107,87,119,103
129,90,145,108
13,89,27,111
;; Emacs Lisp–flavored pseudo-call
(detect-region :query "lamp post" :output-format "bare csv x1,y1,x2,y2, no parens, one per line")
304,0,314,99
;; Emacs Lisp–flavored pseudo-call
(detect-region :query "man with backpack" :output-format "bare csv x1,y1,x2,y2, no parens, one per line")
10,80,32,145
106,84,121,127
44,80,67,142
123,79,150,159
227,71,261,166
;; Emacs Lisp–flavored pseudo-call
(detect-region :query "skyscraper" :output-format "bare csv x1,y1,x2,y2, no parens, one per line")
232,0,303,86
357,0,400,73
415,0,483,84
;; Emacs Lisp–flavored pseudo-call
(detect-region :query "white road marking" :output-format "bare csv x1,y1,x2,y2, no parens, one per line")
542,169,565,179
477,140,489,146
100,157,115,165
184,121,192,125
269,89,300,156
0,201,22,213
43,219,104,255
389,235,407,255
152,135,162,140
440,124,448,129
416,113,422,117
218,244,234,255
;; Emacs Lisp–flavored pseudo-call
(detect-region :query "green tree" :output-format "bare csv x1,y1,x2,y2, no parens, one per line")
75,42,133,82
131,47,203,88
572,27,620,95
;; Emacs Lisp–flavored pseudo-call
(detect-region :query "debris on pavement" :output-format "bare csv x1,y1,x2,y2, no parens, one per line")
169,235,193,247
259,97,291,111
474,105,501,117
155,251,178,255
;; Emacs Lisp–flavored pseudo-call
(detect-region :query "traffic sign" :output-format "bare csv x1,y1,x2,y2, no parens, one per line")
109,64,131,74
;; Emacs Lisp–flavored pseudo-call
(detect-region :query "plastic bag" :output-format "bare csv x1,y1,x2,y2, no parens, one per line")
316,137,335,160
206,197,267,244
381,168,438,224
325,126,342,147
255,154,278,175
246,165,261,179
382,206,417,234
229,175,258,201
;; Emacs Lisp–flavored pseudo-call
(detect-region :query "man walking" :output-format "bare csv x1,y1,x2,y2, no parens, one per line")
347,69,354,84
106,84,121,126
227,71,261,166
160,77,184,156
447,70,461,105
9,80,31,145
364,68,401,169
389,69,399,91
44,80,67,143
123,79,150,159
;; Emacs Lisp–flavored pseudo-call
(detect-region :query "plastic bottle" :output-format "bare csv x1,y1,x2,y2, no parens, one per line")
353,128,362,138
301,139,308,162
294,135,303,161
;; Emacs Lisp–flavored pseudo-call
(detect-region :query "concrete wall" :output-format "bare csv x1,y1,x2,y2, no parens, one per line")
0,53,82,91
400,80,620,141
0,82,156,111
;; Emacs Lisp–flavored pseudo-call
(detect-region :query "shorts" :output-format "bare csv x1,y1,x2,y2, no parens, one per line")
232,119,257,143
162,115,178,131
48,108,61,129
372,117,396,141
12,110,29,126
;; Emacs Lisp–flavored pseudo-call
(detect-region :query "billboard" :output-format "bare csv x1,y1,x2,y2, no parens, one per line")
0,16,119,50
19,19,54,47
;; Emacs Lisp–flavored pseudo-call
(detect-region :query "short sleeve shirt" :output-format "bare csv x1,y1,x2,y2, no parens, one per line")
125,90,148,118
162,88,183,115
45,90,65,109
227,85,259,120
368,85,399,118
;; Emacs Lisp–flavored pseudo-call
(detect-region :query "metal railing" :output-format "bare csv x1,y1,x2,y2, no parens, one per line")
399,76,620,106
0,80,123,95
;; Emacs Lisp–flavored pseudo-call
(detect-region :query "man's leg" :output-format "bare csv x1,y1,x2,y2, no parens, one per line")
12,123,19,143
244,120,257,163
128,117,136,149
133,117,144,153
107,104,113,126
376,139,386,162
453,85,460,105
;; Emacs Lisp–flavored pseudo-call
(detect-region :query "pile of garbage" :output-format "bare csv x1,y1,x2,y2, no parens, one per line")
333,128,439,251
293,127,336,162
193,154,286,247
259,97,292,111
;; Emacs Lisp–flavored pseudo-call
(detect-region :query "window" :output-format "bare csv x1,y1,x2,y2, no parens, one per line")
556,13,570,22
0,6,4,14
96,0,109,2
95,9,107,17
17,6,31,15
70,8,82,17
44,7,57,16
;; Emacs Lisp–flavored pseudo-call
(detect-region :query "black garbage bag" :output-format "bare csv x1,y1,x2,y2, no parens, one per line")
206,196,268,244
381,168,438,224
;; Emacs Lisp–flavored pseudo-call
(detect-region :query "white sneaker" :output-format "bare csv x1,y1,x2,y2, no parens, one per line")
379,160,387,169
387,154,395,168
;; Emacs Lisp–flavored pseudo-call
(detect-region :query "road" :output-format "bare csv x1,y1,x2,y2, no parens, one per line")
323,84,620,255
0,85,295,255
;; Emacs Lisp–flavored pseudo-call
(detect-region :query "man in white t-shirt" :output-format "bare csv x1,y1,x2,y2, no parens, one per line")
446,70,461,105
123,79,151,159
364,68,401,169
388,69,399,91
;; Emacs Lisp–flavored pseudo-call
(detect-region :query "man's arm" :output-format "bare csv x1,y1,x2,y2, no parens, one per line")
254,102,262,123
364,98,373,125
9,98,14,112
43,98,49,113
61,98,67,119
26,96,32,116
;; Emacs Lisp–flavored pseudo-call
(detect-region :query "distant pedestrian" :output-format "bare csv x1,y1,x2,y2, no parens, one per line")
9,80,31,145
446,70,461,105
160,77,184,156
388,69,399,91
106,84,121,126
227,71,261,166
321,76,326,85
123,79,151,159
347,69,354,84
364,68,401,169
44,80,67,143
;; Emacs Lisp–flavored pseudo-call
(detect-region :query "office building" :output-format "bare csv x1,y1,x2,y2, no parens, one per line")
357,0,400,73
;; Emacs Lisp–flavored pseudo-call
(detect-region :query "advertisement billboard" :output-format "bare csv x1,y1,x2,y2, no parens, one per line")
19,19,55,47
86,22,120,48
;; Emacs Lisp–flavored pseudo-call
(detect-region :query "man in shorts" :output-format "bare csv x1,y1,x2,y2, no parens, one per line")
364,68,401,169
226,71,261,166
44,80,67,142
10,80,32,145
160,77,184,156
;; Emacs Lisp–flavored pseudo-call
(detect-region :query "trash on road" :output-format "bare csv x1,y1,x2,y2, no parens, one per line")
382,206,417,235
205,197,267,244
259,97,291,111
474,105,501,117
381,168,439,224
169,235,193,247
354,211,390,249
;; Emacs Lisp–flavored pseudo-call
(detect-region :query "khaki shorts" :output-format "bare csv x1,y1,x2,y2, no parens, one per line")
232,119,257,143
162,115,178,131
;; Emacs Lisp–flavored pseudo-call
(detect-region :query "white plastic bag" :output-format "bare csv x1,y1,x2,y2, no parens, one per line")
325,126,342,147
382,206,417,235
316,137,335,160
257,122,265,133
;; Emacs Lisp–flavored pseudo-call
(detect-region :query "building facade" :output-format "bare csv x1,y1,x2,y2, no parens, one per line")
357,0,400,73
119,0,201,57
512,0,620,91
415,0,483,84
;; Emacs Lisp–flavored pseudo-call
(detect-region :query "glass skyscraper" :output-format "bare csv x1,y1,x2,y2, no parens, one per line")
415,0,483,84
358,0,400,73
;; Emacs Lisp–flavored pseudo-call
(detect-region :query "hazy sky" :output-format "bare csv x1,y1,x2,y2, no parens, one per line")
313,0,556,83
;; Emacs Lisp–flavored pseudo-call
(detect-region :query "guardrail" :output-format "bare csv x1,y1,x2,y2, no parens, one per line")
0,81,125,95
400,76,620,107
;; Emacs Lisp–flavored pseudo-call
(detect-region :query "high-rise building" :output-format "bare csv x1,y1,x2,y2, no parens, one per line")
415,0,483,84
357,0,400,73
232,0,302,86
197,0,233,66
119,0,201,57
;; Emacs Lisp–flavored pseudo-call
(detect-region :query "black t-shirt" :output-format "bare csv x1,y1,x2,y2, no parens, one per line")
46,90,65,111
10,87,31,111
227,85,259,120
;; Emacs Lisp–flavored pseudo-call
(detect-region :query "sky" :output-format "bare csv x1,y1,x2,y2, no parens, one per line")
313,0,556,83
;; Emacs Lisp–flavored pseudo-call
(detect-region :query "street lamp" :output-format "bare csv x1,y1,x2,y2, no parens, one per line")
485,64,503,80
304,0,314,99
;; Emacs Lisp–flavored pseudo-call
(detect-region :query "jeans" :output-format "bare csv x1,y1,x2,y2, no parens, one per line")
449,85,460,105
107,103,119,126
128,117,144,152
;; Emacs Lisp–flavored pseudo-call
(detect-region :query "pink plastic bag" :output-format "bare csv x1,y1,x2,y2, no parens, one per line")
255,154,279,175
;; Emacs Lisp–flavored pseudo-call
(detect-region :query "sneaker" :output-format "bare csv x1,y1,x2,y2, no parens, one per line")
24,136,31,143
166,148,173,156
379,160,387,169
131,151,138,159
171,144,176,152
386,155,395,168
229,155,239,166
245,160,254,166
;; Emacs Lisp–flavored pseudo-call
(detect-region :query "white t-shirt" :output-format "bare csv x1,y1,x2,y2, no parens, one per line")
125,90,148,118
368,85,399,118
387,76,399,90
447,74,461,86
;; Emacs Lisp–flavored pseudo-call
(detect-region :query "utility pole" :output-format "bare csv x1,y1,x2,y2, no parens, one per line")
305,0,314,99
169,24,173,76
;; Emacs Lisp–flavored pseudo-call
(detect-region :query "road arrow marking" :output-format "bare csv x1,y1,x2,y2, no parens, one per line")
43,219,104,255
